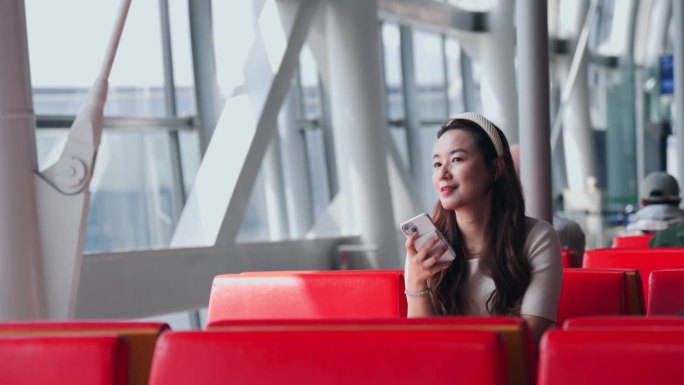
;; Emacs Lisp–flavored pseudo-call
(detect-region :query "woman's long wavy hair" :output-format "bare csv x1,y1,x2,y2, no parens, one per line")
429,118,530,315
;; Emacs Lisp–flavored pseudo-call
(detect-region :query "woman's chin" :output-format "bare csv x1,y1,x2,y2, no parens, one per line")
439,200,460,211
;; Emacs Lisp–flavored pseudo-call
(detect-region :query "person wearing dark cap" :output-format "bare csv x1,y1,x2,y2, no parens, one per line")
626,171,684,234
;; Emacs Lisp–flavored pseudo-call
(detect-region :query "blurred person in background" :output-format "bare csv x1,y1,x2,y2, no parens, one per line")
625,171,684,235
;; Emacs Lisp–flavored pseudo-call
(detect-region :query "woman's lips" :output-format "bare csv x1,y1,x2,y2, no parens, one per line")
440,186,455,196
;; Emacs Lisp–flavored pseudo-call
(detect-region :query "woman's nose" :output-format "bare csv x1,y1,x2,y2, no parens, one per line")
439,165,451,180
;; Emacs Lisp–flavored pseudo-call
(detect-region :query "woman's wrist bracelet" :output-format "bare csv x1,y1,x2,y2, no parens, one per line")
405,288,430,297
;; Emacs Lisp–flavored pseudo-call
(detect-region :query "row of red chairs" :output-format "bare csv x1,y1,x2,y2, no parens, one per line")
583,247,684,311
5,316,681,385
207,267,684,327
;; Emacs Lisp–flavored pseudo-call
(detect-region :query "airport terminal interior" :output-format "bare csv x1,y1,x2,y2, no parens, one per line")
1,0,684,383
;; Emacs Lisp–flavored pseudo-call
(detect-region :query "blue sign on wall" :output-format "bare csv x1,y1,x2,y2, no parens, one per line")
660,54,674,95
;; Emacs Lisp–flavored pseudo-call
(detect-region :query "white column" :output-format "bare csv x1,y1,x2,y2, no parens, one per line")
326,0,399,268
556,0,596,193
675,0,684,189
517,0,553,221
278,82,313,238
263,135,290,240
559,56,595,193
0,0,46,319
479,0,518,142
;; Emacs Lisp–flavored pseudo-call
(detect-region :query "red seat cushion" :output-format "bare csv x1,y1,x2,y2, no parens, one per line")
206,270,406,325
0,335,128,385
539,330,684,385
150,328,508,385
648,269,684,315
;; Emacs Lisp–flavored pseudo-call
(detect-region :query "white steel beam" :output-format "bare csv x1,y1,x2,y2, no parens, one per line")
75,236,356,318
378,0,487,34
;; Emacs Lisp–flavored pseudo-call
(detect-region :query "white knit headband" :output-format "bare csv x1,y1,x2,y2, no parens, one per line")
449,112,505,157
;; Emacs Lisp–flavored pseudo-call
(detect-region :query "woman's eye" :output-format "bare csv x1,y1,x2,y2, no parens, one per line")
451,157,462,163
433,162,442,169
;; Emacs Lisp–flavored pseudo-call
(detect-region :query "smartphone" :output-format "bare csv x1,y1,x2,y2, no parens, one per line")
400,213,455,263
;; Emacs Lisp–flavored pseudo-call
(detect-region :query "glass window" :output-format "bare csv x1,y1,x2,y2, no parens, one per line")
212,1,255,98
413,30,447,123
381,23,410,169
298,46,331,220
168,0,196,116
26,0,167,117
382,23,405,122
445,39,465,115
36,129,185,252
237,170,271,242
446,0,494,11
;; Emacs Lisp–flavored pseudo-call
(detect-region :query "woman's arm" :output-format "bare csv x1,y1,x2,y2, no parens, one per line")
521,314,554,344
404,233,451,317
519,219,563,342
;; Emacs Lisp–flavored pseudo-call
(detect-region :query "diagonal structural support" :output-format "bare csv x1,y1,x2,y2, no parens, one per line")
34,0,131,319
171,0,320,247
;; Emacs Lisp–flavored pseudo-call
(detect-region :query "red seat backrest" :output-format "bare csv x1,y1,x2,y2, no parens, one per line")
0,321,168,385
150,328,508,385
206,270,406,326
0,335,128,385
556,269,638,326
539,330,684,385
563,315,684,329
648,269,684,315
612,234,653,249
561,249,580,268
583,248,684,305
209,317,535,385
0,321,168,332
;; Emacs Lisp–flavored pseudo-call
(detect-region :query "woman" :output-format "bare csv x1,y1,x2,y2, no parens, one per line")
404,112,562,342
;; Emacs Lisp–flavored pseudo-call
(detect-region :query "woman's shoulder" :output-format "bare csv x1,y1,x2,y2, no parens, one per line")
523,216,556,237
522,216,562,264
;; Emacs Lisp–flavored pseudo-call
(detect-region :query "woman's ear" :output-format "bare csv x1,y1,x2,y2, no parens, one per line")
493,158,505,181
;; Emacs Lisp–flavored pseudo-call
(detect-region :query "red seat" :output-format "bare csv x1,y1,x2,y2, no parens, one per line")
0,320,168,332
538,330,684,385
206,270,406,326
0,335,128,385
150,328,508,385
563,315,684,329
648,269,684,315
583,248,684,307
561,249,580,268
209,317,534,385
612,234,653,249
556,269,640,326
0,321,168,385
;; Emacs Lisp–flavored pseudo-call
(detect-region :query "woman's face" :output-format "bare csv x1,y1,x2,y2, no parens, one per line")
432,129,494,211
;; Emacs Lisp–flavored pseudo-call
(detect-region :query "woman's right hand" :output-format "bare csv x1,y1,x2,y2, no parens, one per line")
404,233,452,292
